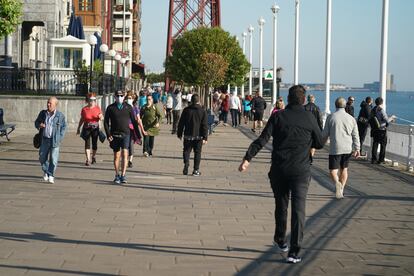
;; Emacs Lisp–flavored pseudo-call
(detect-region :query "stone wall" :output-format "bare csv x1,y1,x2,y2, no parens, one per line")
0,94,113,130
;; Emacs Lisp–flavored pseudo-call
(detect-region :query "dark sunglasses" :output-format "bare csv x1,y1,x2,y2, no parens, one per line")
116,95,124,98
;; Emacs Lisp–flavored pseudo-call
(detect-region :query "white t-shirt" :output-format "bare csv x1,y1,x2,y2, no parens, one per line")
230,95,240,110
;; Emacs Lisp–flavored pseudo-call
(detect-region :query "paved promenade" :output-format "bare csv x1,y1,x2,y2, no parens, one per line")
0,123,413,275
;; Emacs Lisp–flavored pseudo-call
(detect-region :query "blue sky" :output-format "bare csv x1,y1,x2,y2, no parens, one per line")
141,0,414,91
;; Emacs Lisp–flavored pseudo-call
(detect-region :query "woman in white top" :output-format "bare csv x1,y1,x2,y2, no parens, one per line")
229,92,241,127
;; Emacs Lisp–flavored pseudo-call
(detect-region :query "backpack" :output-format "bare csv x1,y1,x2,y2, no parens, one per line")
369,107,381,130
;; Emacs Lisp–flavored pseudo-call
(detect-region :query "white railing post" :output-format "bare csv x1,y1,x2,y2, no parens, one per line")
408,125,414,172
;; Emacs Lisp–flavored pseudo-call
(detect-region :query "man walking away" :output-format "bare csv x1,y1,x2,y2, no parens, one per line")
357,97,372,155
345,96,355,117
172,88,182,134
370,97,395,164
177,94,208,177
35,96,67,184
104,90,142,184
304,94,323,163
229,91,241,127
322,97,360,199
239,85,324,264
251,90,267,132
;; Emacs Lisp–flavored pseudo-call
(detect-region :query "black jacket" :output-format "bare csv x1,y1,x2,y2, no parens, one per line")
304,102,323,130
244,104,324,177
357,101,372,121
104,102,141,138
251,96,267,112
345,104,355,117
177,104,208,140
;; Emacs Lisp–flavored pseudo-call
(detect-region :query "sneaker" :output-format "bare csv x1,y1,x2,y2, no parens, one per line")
340,183,345,198
251,128,256,133
48,176,54,184
42,173,49,182
113,175,121,184
120,175,127,184
192,170,201,177
128,161,133,168
335,181,343,199
85,161,90,166
183,166,189,175
286,254,302,264
91,157,96,164
143,152,149,157
273,241,289,253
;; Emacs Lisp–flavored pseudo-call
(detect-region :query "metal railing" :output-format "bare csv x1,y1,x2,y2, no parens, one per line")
0,68,127,95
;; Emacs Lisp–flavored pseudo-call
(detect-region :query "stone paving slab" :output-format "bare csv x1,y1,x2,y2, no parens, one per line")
0,122,413,275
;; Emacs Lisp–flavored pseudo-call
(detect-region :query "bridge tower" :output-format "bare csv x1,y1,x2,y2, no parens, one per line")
165,0,221,90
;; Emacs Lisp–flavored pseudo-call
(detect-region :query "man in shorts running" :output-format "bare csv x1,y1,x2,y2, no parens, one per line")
322,97,360,199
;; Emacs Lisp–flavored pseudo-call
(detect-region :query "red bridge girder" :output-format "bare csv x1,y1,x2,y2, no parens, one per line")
165,0,221,90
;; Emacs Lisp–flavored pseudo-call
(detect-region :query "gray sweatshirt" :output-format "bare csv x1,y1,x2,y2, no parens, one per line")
322,108,360,155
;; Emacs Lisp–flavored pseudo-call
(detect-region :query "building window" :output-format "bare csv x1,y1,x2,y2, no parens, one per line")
54,47,82,69
79,0,93,11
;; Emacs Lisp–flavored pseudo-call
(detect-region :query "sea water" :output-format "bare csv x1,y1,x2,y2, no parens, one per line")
276,90,414,125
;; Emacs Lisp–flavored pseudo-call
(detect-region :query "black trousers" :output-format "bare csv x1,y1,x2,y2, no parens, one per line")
230,109,239,126
83,127,99,150
357,121,369,148
269,172,310,255
143,135,154,155
166,108,172,124
172,110,181,132
183,139,203,171
372,129,387,162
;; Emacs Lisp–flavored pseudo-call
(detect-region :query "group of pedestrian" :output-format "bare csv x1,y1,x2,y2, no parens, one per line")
33,84,396,266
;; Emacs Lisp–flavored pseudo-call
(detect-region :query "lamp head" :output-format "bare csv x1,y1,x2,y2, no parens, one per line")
87,34,97,46
248,25,254,33
258,17,266,26
271,4,280,14
242,32,247,38
99,44,108,53
108,49,116,57
114,54,121,61
120,58,126,64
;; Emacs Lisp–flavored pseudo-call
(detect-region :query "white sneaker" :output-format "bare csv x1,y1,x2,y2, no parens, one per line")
43,173,49,181
340,183,345,198
48,176,55,184
335,181,343,199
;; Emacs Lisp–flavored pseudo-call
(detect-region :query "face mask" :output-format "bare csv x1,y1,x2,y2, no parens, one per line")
127,99,133,106
115,96,124,103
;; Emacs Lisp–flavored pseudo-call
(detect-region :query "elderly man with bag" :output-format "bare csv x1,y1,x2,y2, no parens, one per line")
34,96,67,184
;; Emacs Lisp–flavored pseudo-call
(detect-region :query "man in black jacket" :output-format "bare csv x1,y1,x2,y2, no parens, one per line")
177,94,208,176
357,97,372,154
345,96,355,117
250,90,267,132
239,85,324,264
104,90,142,184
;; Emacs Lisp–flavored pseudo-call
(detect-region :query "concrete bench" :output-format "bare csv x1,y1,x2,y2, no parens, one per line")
0,108,16,143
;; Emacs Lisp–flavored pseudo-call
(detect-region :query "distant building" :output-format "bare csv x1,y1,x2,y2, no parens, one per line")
363,73,396,92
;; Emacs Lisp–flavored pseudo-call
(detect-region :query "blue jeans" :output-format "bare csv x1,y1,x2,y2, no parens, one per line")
39,137,60,177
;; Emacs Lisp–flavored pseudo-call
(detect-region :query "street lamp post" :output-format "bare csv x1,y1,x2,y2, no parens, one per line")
120,57,126,90
258,17,265,97
379,0,389,111
271,4,280,104
108,49,116,90
294,0,300,85
241,32,247,98
248,25,254,95
324,0,332,116
114,54,121,90
87,34,98,92
99,44,108,94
